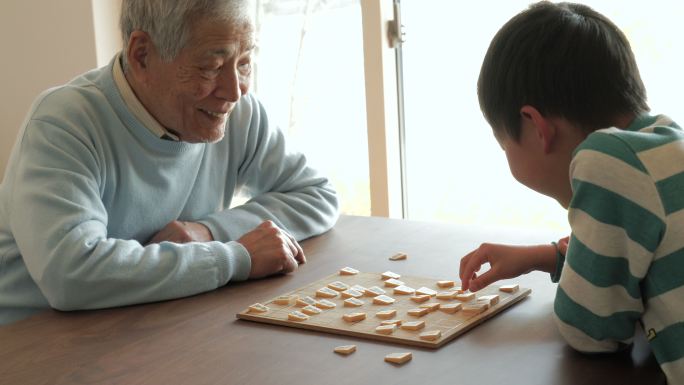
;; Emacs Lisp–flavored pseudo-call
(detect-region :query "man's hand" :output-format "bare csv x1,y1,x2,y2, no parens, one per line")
459,243,557,292
238,220,306,279
147,221,214,244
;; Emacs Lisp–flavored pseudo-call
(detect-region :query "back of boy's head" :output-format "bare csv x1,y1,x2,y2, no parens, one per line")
478,1,649,141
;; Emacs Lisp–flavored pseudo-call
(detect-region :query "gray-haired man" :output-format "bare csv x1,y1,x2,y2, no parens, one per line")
0,0,339,325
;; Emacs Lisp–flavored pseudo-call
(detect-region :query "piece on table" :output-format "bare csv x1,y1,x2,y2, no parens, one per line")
462,303,489,315
385,352,412,365
296,296,318,307
341,288,364,299
316,299,336,309
389,252,408,261
351,284,367,292
380,319,402,326
419,302,440,312
384,278,405,288
301,305,322,315
419,330,442,341
273,295,296,306
381,271,401,280
407,308,429,317
364,286,386,297
247,303,269,313
342,312,367,322
440,303,462,314
477,294,500,306
416,287,437,296
373,295,396,305
328,281,350,291
375,309,397,319
339,266,359,275
334,345,357,355
316,287,339,298
393,285,416,295
410,294,431,303
288,311,309,321
400,321,426,331
437,280,455,288
344,297,365,307
375,324,397,335
499,284,520,293
436,291,457,300
454,292,476,302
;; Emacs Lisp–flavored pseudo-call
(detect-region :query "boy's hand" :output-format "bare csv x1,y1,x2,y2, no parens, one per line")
459,243,557,292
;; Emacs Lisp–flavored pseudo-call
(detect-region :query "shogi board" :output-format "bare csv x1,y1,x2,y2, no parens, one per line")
236,272,531,348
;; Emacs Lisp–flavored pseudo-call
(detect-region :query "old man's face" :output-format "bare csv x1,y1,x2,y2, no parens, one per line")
143,19,255,143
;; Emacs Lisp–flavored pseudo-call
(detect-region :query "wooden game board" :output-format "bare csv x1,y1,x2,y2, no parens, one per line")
237,270,531,348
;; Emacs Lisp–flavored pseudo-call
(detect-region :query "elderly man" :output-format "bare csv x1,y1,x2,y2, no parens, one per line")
0,0,339,325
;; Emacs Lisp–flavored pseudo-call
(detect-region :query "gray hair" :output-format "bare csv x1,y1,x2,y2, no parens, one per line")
120,0,254,71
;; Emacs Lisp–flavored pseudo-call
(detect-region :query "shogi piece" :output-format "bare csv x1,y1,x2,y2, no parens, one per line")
437,280,455,288
288,311,309,321
344,298,364,307
389,252,408,261
364,286,386,297
296,296,318,307
477,294,500,306
334,345,356,355
419,330,442,341
440,303,462,314
436,291,457,300
462,303,489,315
328,281,349,291
315,299,336,309
301,305,322,316
410,294,431,303
385,352,412,365
394,285,416,295
454,292,476,302
375,309,397,319
339,267,359,275
373,295,396,305
416,287,437,296
401,321,425,331
273,295,296,305
375,324,397,335
381,319,402,326
407,308,429,317
499,284,519,293
419,303,440,312
381,271,401,280
248,303,269,313
384,278,405,288
341,289,364,299
316,287,339,299
342,312,366,322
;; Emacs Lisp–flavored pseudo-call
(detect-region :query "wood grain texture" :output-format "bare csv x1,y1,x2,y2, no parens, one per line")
0,215,666,385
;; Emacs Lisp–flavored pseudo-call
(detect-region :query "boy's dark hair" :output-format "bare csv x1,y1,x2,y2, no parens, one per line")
478,1,649,141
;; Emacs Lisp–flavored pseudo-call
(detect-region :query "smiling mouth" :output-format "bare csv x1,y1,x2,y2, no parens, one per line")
199,108,228,119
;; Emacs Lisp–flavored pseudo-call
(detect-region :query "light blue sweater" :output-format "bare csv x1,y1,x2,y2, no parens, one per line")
0,59,339,325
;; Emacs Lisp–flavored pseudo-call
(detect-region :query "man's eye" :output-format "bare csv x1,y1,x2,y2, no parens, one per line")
201,67,221,77
238,62,252,75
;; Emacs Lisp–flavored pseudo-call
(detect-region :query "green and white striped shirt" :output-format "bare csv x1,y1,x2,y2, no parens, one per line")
556,114,684,384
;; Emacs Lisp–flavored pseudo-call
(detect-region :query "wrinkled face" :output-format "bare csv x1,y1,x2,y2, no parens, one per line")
144,18,255,143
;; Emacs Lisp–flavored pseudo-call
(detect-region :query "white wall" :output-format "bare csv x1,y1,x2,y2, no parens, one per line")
0,1,100,180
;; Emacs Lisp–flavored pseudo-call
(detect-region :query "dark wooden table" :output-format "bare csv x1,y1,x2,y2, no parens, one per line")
0,215,665,385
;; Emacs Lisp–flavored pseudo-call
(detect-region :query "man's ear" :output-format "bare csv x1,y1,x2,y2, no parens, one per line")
520,105,556,154
125,31,153,82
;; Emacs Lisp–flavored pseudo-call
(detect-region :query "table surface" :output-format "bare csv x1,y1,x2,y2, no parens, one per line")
0,215,665,385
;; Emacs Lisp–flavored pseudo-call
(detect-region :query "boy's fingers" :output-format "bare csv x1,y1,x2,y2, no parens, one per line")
469,268,497,292
461,251,487,289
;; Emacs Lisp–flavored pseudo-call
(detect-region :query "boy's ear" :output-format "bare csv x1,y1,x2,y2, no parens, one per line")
520,105,556,154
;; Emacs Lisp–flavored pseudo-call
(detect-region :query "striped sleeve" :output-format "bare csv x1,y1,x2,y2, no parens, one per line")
555,130,665,353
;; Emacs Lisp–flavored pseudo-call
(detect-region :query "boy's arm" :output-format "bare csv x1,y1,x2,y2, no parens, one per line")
554,134,663,353
460,243,558,292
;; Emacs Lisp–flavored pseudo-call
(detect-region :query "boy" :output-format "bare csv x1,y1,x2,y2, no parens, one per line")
458,2,684,383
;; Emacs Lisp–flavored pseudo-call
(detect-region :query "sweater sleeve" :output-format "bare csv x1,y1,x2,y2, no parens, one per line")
198,94,340,242
8,118,251,312
554,132,664,352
